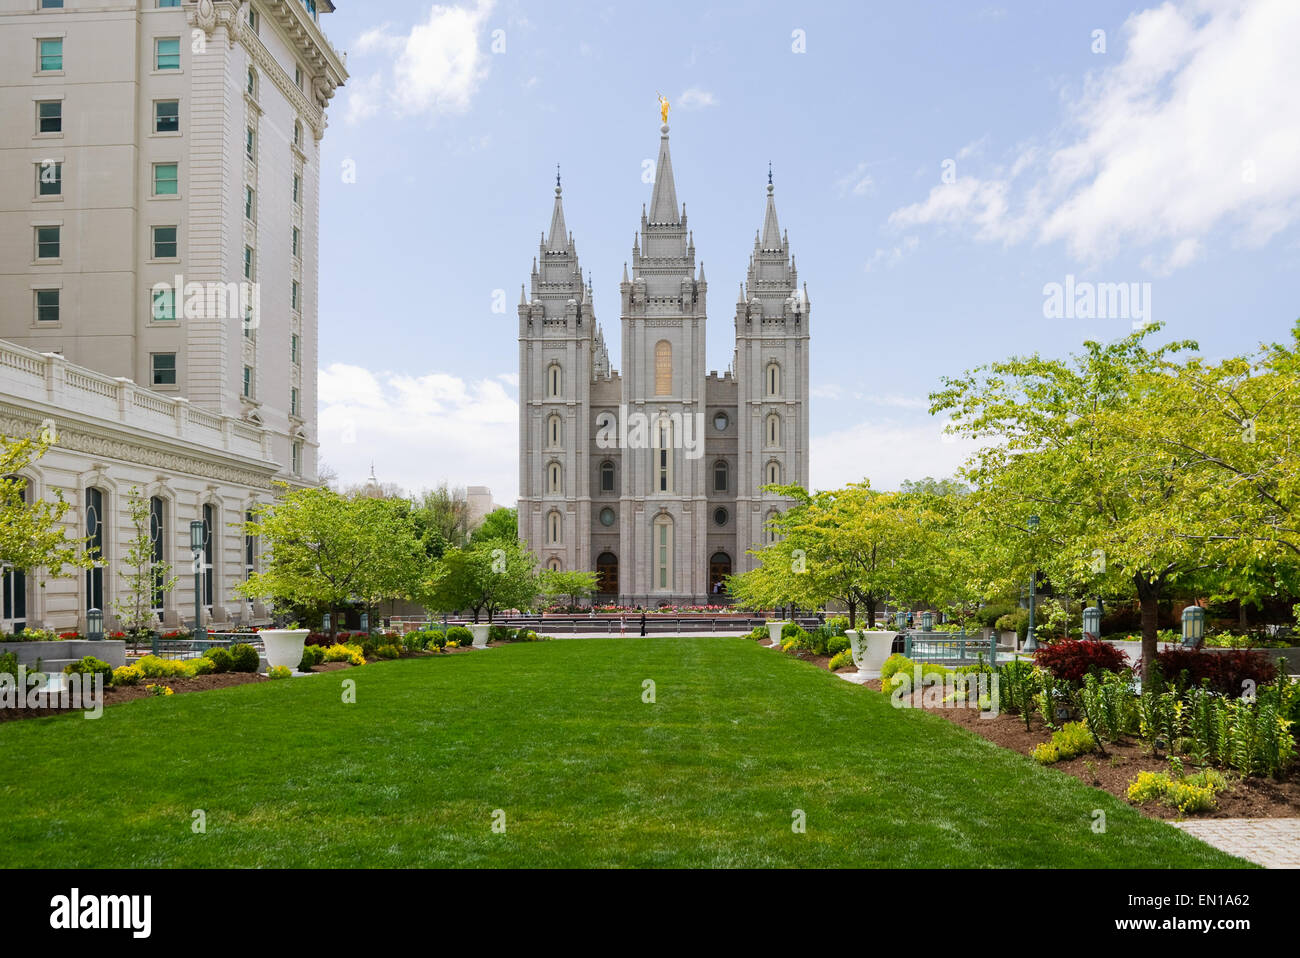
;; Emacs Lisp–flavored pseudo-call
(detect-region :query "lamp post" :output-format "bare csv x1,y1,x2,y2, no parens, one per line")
190,519,206,642
921,611,934,632
1024,515,1040,652
1182,605,1206,649
87,607,103,642
895,611,907,633
1083,606,1102,642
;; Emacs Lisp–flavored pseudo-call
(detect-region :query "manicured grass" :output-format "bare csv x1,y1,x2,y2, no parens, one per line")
0,638,1247,868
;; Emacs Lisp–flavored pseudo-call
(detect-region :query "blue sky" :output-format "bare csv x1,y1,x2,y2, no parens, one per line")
314,0,1300,503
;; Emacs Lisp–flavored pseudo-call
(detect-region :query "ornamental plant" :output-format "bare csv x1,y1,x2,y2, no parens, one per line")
1146,647,1277,696
1033,639,1128,685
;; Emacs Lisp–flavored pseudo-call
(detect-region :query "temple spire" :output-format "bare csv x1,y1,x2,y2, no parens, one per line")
760,174,782,250
648,123,679,224
546,170,568,250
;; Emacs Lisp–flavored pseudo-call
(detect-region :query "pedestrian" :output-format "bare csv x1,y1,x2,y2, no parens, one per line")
640,609,647,637
620,613,626,637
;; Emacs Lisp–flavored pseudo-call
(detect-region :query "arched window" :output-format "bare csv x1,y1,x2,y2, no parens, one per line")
547,461,563,495
202,503,215,608
596,552,619,595
654,340,672,396
766,362,781,398
654,418,674,494
150,496,166,613
547,510,562,545
713,460,729,493
709,552,732,595
765,510,781,545
547,363,562,399
85,487,106,613
766,460,782,486
600,460,616,494
653,514,674,591
3,477,29,631
547,558,562,572
547,414,562,449
766,413,782,448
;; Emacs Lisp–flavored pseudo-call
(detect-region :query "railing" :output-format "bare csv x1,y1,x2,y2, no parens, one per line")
147,632,264,661
393,616,775,635
902,631,998,666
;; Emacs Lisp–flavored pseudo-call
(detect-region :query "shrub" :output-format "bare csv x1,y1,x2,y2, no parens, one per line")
187,657,215,677
203,646,234,673
828,650,855,671
134,655,187,679
827,635,850,657
323,644,365,667
994,608,1030,640
750,625,769,641
1127,770,1172,804
0,650,19,677
489,625,512,642
1147,648,1277,697
1032,721,1097,764
298,645,326,671
111,665,142,687
1078,670,1138,741
1127,769,1225,814
446,626,473,647
229,643,260,673
426,631,449,650
63,656,112,684
144,684,174,697
825,616,850,636
1034,639,1128,685
267,665,293,680
974,601,1016,629
880,654,952,691
375,644,401,660
781,623,800,640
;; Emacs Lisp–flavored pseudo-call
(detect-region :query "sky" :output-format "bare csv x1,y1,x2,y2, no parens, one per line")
314,0,1300,504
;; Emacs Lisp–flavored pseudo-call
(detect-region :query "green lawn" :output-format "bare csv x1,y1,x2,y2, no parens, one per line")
0,638,1247,867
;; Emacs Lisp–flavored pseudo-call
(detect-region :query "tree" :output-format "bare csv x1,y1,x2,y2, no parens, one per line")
0,430,89,581
236,485,423,638
112,487,177,636
424,540,539,623
409,484,473,559
473,507,519,545
539,568,598,609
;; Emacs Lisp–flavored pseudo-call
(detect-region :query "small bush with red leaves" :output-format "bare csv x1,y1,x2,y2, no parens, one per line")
1034,639,1129,684
1145,647,1277,696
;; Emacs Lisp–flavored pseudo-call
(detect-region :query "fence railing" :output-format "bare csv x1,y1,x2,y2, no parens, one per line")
147,632,263,660
902,631,998,666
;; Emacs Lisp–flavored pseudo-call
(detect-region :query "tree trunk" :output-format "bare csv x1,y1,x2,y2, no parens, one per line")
847,597,857,630
865,595,878,630
1137,579,1160,685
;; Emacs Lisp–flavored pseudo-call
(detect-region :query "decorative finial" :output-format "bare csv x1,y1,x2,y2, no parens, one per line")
555,163,561,195
768,162,773,186
657,92,671,126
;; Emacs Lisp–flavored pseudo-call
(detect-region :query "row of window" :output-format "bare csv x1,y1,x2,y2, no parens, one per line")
544,359,786,399
545,458,784,497
574,552,734,595
547,411,784,454
545,510,780,549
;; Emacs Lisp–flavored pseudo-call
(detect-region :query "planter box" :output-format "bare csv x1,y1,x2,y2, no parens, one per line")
0,640,126,670
470,624,491,649
848,630,897,675
259,630,309,672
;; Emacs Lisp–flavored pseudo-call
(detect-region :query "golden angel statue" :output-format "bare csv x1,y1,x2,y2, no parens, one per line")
657,93,670,125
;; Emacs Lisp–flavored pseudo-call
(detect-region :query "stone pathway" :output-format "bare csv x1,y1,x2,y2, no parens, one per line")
1170,818,1300,868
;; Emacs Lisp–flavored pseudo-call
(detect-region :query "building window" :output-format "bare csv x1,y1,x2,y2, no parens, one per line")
151,353,177,386
152,287,176,322
547,461,562,495
245,186,255,219
246,68,257,98
152,225,177,259
37,101,62,134
36,226,60,259
766,413,781,448
37,161,62,197
546,414,562,449
714,507,729,527
766,362,781,398
294,66,303,89
290,388,299,417
654,515,673,591
85,487,105,613
709,552,732,595
243,365,253,398
201,504,215,608
291,442,302,476
155,38,180,71
2,478,29,631
157,0,181,8
154,100,179,134
596,553,618,594
547,363,562,398
243,245,254,280
291,281,300,311
292,227,300,257
713,410,729,431
153,162,178,195
244,510,257,578
149,497,166,613
547,511,561,545
38,39,63,72
766,510,780,545
291,334,300,365
599,507,616,527
766,461,781,486
41,0,65,8
292,174,301,204
714,460,728,493
654,340,672,396
600,460,615,494
293,120,302,146
655,418,673,494
35,289,60,323
245,127,256,159
248,6,259,32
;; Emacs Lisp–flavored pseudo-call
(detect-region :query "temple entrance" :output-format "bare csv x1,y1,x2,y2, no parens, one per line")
709,552,732,596
596,552,619,596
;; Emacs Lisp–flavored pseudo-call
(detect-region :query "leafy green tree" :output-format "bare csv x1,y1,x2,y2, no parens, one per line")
112,486,177,636
474,507,519,545
0,430,89,581
539,568,598,609
424,540,539,623
409,484,472,560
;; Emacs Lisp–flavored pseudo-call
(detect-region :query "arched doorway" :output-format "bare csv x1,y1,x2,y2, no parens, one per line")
596,552,619,596
709,552,732,596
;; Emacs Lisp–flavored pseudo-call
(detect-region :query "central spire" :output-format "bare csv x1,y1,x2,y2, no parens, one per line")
648,123,679,225
547,169,568,251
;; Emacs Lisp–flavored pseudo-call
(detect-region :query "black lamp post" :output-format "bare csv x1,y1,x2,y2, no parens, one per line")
1024,515,1040,652
87,607,103,642
190,519,206,641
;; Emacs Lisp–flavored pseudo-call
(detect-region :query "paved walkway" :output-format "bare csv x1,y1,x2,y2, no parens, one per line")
1170,818,1300,868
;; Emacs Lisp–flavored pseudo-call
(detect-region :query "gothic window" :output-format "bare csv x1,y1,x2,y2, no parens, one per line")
85,487,106,613
547,558,562,572
766,413,782,448
547,363,562,399
547,510,562,545
600,460,616,494
713,460,729,493
596,553,619,595
709,553,732,595
654,340,672,396
245,509,257,579
766,362,781,398
655,418,673,494
766,460,782,486
654,515,674,591
547,414,562,449
547,461,563,495
766,510,781,545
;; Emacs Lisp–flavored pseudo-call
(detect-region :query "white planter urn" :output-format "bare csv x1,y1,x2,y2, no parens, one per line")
766,620,791,648
470,624,491,649
260,629,309,672
847,630,896,676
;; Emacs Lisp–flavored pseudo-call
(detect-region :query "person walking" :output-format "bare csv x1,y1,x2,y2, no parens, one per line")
620,613,626,637
639,609,647,638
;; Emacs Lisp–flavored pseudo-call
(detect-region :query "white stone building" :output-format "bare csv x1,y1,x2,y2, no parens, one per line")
0,0,345,632
518,123,811,606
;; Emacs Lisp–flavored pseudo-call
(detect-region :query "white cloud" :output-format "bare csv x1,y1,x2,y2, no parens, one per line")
811,418,983,492
888,0,1300,271
836,161,876,197
319,363,519,502
864,235,920,271
344,0,495,124
678,88,718,110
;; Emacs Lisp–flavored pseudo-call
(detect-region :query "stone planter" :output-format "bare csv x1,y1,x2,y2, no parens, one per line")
259,630,309,671
999,631,1019,649
848,630,896,676
470,624,491,649
766,620,791,648
0,640,126,671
